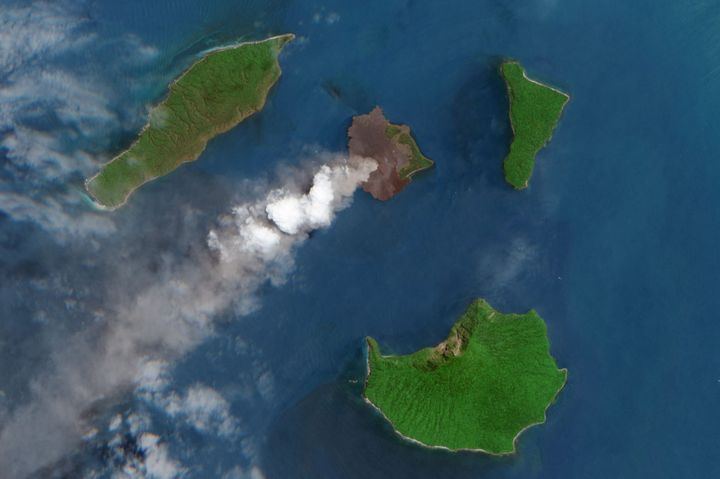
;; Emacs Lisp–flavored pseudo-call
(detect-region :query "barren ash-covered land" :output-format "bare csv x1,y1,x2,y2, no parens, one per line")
348,106,434,200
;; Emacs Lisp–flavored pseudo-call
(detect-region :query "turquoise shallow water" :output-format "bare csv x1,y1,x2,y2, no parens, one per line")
2,0,720,477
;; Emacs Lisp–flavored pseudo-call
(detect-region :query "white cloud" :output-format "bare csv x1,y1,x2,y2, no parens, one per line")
478,237,537,291
109,414,122,432
109,432,186,479
138,434,185,479
135,359,172,393
270,160,377,234
85,411,187,479
326,13,341,25
264,162,373,235
135,363,240,439
163,385,239,438
255,369,276,403
126,412,152,436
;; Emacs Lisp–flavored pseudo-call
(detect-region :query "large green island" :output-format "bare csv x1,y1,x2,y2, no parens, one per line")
501,61,569,189
364,299,566,454
86,34,294,208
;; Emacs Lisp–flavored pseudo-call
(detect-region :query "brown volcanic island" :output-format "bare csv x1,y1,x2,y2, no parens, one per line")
348,106,434,200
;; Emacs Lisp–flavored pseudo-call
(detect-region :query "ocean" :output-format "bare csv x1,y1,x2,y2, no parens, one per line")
1,0,718,477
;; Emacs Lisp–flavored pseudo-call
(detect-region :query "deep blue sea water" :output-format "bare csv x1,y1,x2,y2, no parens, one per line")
2,0,720,477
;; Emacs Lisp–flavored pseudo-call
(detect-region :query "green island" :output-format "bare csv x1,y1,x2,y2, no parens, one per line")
364,299,566,454
85,34,294,208
501,61,569,189
384,125,434,179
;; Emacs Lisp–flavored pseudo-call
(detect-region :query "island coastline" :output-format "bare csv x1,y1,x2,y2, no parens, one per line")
362,300,567,454
347,106,434,201
362,338,568,455
501,60,569,189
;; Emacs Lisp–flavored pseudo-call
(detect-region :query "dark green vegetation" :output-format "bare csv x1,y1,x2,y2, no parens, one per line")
86,34,294,208
364,299,566,454
501,61,569,189
384,125,402,138
384,125,434,179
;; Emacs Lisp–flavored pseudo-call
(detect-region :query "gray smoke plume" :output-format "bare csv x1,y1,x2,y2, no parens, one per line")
0,156,377,478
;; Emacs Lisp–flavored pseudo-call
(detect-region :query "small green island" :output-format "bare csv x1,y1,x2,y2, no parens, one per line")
384,124,434,180
364,299,566,454
86,34,294,208
501,61,569,189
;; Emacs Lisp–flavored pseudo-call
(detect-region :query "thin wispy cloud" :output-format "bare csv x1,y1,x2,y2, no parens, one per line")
0,1,92,74
0,1,158,240
136,363,240,439
223,465,268,479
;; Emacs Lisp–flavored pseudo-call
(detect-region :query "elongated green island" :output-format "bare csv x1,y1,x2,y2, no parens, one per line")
364,299,566,454
501,61,569,189
86,34,294,208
